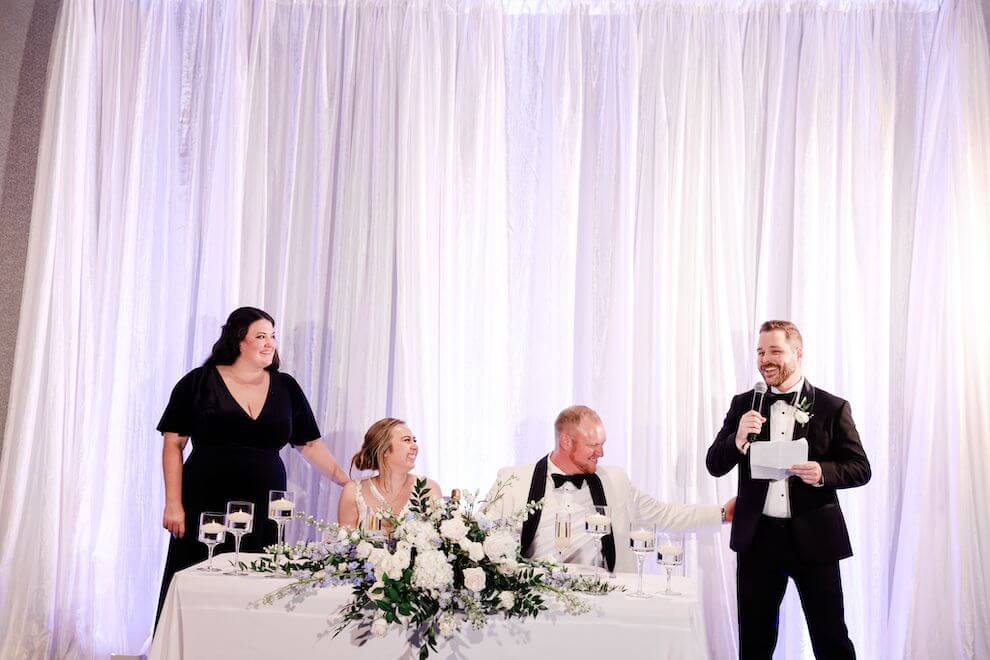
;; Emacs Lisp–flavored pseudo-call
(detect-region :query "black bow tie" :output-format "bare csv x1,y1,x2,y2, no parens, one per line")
551,473,588,489
766,391,798,406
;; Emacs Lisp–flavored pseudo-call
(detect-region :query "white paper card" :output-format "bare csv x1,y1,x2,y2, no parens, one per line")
750,439,808,480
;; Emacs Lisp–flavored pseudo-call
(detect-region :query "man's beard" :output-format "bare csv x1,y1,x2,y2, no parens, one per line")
762,361,795,387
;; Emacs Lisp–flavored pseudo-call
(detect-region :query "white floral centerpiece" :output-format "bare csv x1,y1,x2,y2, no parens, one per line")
242,477,621,659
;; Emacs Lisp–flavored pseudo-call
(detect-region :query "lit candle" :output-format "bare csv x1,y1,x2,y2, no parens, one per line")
629,530,654,542
228,511,253,524
201,522,226,534
585,513,611,533
658,543,680,556
270,498,295,512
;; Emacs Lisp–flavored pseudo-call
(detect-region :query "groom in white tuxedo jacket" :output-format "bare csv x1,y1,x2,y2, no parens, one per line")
486,405,734,573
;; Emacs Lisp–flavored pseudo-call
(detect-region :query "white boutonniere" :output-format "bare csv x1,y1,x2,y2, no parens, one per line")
793,397,813,425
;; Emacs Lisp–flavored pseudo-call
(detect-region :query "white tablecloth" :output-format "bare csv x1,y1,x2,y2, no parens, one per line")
150,553,710,659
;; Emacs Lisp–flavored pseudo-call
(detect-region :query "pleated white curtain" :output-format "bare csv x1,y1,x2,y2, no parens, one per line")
0,0,987,658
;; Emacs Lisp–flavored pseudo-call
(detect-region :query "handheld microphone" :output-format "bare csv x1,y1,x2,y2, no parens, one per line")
748,381,768,442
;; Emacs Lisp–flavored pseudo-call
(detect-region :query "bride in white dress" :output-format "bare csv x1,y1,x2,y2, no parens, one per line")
337,418,442,529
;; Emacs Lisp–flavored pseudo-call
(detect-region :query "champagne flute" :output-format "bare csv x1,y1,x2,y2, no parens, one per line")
627,521,656,599
197,512,226,572
554,511,573,561
656,532,685,596
364,511,387,541
225,500,254,575
584,505,612,582
268,490,295,546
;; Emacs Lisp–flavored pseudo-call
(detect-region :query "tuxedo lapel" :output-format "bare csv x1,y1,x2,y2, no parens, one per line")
519,455,549,558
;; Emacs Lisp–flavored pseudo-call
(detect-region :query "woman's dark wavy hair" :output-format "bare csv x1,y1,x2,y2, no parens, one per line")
203,307,280,371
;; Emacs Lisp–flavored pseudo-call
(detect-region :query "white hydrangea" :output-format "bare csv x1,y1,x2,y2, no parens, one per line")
463,567,486,592
482,529,517,563
439,516,469,542
398,519,440,550
412,549,455,591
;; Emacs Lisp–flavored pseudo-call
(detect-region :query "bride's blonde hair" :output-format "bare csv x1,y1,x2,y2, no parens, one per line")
350,417,405,476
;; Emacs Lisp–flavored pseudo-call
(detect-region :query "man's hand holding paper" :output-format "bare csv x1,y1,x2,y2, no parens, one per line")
749,438,809,480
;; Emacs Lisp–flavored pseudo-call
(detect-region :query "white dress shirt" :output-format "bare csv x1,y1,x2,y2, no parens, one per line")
529,458,604,567
762,378,804,518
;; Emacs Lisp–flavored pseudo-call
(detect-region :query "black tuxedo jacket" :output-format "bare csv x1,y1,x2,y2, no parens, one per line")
706,380,871,564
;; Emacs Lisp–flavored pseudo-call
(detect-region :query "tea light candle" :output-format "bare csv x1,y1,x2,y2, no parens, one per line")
585,513,611,534
201,522,226,534
270,498,295,512
228,511,253,524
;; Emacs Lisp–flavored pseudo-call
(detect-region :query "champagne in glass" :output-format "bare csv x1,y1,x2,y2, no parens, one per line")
656,532,685,596
365,512,386,540
584,505,612,582
225,500,254,575
554,512,573,559
627,522,656,599
197,512,226,572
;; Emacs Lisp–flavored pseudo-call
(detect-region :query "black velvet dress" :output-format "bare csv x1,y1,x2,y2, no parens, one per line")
155,365,321,620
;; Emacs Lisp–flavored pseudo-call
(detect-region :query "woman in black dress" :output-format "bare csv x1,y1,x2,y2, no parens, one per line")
156,307,348,621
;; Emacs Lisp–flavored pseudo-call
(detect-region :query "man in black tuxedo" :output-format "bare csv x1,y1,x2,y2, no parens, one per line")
707,320,871,660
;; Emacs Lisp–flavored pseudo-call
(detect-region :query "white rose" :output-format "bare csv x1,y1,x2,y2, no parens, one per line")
437,613,457,638
350,531,361,542
336,562,348,573
499,591,515,610
392,550,411,571
355,540,373,560
371,617,389,638
336,528,349,541
368,548,388,567
794,410,810,424
496,558,519,576
482,530,517,562
440,516,469,542
383,555,405,580
462,566,486,592
467,541,485,562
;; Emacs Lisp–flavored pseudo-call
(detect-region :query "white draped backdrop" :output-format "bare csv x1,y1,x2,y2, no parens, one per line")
0,0,987,657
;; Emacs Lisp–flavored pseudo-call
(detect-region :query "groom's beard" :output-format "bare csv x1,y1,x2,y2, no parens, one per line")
761,360,796,388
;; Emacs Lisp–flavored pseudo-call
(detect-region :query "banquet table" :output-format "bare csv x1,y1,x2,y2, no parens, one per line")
150,553,711,659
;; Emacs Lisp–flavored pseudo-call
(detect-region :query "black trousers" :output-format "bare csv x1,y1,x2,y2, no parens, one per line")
736,516,856,660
